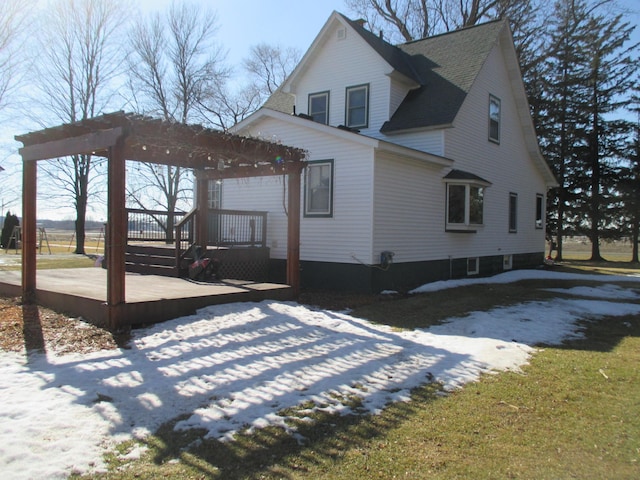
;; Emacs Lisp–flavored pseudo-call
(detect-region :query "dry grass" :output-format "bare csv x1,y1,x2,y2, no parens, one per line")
0,297,126,355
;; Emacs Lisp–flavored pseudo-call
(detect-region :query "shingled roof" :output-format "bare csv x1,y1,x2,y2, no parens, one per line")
263,15,506,135
381,19,505,132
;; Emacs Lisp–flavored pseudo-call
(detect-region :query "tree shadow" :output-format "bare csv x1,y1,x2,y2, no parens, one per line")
142,382,446,479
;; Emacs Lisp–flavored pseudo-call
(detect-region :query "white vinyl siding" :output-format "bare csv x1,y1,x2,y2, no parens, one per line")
292,20,392,137
372,155,449,263
228,116,375,263
383,129,445,156
442,40,547,258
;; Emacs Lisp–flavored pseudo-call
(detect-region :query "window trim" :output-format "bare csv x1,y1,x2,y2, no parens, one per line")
489,94,501,144
304,159,334,218
509,192,518,233
444,180,488,232
345,83,369,128
308,91,330,125
535,193,544,229
467,257,479,275
503,254,513,270
207,179,222,209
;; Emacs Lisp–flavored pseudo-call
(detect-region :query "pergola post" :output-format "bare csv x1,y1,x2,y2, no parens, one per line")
195,171,209,248
106,135,127,330
287,166,304,297
21,159,37,304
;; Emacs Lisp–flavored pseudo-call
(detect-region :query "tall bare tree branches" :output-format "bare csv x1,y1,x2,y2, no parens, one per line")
0,0,33,111
243,43,301,98
126,1,229,238
128,0,227,124
30,0,128,253
344,0,538,42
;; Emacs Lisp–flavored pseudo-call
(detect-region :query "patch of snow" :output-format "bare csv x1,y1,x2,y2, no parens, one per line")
0,270,638,479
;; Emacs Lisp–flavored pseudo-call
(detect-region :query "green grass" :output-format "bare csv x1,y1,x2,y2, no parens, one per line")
71,275,640,480
0,253,96,271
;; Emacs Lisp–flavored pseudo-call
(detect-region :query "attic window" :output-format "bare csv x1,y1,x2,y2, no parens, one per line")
489,95,501,143
337,28,346,40
308,91,329,124
346,84,369,128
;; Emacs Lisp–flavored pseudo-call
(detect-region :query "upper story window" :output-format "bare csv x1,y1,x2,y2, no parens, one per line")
535,194,544,229
304,159,334,217
346,84,369,128
509,192,518,233
489,94,501,143
308,91,329,124
444,170,491,232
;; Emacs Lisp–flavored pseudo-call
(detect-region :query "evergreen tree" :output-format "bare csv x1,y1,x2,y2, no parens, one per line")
538,0,638,261
577,10,638,260
617,94,640,263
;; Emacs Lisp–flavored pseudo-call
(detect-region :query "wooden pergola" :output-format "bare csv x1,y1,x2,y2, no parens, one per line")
15,112,307,330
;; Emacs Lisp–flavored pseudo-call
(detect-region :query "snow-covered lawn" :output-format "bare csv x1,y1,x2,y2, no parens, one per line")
1,270,639,479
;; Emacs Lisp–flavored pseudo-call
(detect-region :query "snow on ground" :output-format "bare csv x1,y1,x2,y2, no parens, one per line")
1,270,639,479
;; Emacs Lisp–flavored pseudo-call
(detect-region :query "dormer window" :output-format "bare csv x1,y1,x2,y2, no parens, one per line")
346,84,369,128
309,91,329,124
489,94,501,143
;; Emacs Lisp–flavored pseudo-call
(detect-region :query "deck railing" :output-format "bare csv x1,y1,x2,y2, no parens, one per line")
208,209,267,248
127,208,188,243
174,208,197,269
127,206,268,251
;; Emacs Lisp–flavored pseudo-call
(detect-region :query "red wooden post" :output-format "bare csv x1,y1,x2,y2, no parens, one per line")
196,171,209,248
106,136,127,330
21,159,37,304
287,165,303,297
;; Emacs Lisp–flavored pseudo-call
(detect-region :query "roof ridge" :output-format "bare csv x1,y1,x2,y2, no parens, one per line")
398,17,506,47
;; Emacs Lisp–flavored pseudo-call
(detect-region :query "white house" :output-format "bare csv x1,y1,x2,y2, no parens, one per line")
222,11,557,293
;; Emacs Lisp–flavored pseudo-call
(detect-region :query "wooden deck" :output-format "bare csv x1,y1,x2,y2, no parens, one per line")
0,268,294,329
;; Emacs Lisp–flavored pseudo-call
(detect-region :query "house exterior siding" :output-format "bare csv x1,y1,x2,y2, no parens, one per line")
224,117,376,265
442,41,547,258
293,21,392,136
372,154,449,264
230,14,554,293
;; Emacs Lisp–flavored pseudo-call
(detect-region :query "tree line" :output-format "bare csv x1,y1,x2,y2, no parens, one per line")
0,0,638,262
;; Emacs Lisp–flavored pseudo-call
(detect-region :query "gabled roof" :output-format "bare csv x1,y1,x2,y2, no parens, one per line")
270,13,505,132
338,14,422,84
381,20,505,132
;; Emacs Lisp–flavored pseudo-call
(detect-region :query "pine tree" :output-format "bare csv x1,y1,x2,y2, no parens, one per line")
538,0,638,261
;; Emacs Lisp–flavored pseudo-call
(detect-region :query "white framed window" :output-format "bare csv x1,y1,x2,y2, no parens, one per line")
308,91,329,124
207,179,222,209
304,160,334,217
345,84,369,128
489,94,501,143
509,192,518,233
446,183,485,231
503,254,513,270
467,257,479,275
535,193,544,229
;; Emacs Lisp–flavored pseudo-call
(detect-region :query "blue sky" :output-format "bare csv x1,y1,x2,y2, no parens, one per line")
140,0,348,71
2,0,638,220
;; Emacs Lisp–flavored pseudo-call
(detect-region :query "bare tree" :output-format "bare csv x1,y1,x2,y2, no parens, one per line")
244,43,301,100
0,0,32,111
126,1,228,240
30,0,127,253
344,0,538,42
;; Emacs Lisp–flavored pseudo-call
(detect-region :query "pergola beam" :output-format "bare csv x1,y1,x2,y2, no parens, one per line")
19,127,123,162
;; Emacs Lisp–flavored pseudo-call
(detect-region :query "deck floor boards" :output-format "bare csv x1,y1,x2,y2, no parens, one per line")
0,268,293,328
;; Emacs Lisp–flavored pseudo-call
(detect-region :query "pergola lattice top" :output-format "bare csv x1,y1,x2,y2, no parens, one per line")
15,111,307,177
